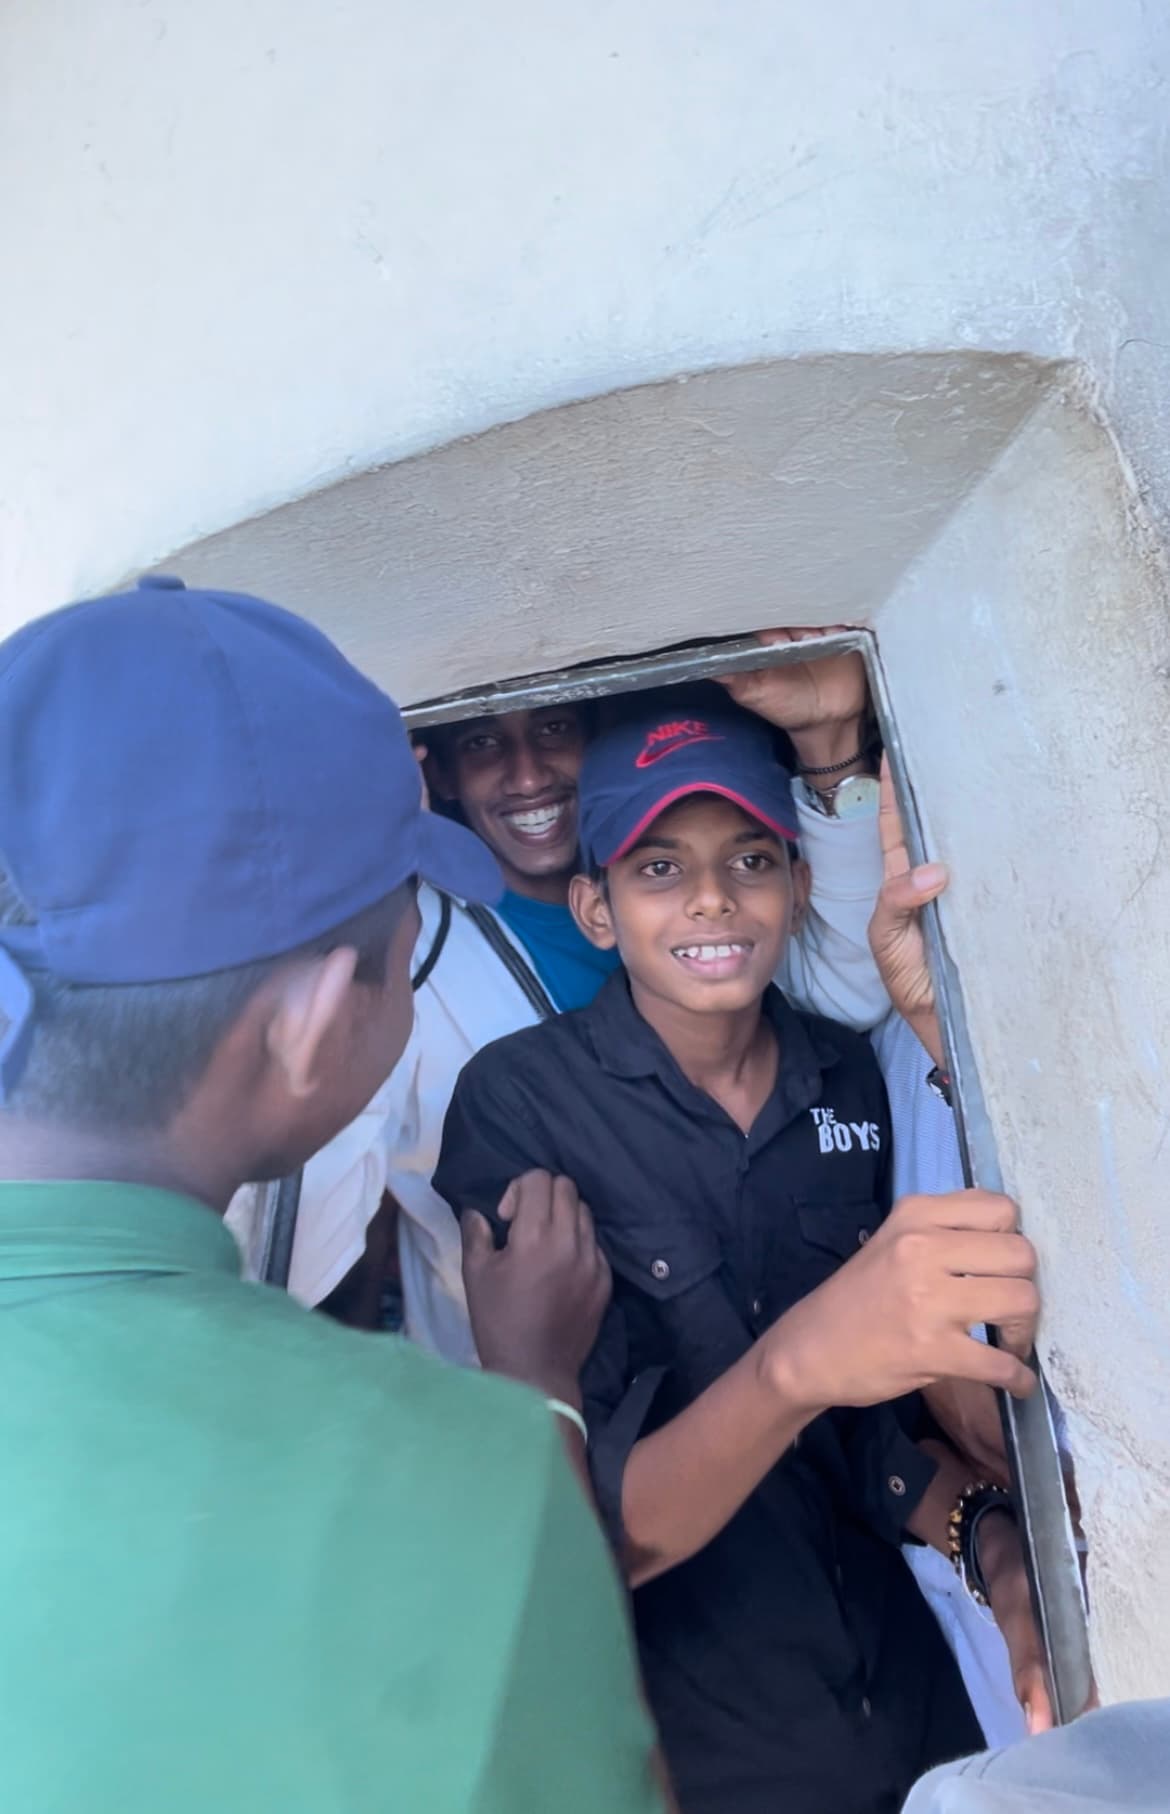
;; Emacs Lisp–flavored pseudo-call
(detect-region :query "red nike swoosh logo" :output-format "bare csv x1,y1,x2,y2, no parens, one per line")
635,733,722,769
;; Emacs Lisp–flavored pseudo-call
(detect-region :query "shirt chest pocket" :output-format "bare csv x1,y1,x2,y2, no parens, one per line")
793,1197,880,1288
601,1222,750,1397
604,1221,723,1302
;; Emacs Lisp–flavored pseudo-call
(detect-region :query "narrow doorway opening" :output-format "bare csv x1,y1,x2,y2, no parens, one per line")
255,624,1092,1722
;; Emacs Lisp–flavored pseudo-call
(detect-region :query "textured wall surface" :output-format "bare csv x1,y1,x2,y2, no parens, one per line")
877,389,1170,1700
3,0,1169,624
160,352,1053,701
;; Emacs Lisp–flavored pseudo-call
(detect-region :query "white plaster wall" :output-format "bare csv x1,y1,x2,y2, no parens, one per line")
160,352,1055,702
877,389,1170,1701
2,0,1170,626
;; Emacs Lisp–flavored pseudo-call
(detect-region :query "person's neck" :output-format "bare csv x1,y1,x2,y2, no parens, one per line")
628,978,772,1094
0,1118,241,1214
502,869,574,906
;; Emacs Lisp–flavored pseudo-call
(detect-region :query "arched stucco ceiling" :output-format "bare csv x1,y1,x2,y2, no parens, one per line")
154,351,1060,704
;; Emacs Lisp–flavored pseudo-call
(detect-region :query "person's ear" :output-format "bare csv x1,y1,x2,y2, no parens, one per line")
422,745,456,805
265,946,359,1099
790,854,812,936
569,873,617,951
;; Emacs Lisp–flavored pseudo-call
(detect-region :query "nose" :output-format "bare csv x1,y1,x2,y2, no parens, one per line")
684,865,736,921
503,741,558,798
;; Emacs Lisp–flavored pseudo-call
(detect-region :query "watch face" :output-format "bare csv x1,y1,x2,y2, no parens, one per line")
832,774,880,820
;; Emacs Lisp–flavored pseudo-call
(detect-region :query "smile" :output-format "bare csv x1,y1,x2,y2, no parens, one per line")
671,940,755,977
499,801,572,842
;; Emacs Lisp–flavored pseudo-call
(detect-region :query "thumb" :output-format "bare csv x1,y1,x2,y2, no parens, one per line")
908,862,948,903
460,1210,494,1271
875,865,948,923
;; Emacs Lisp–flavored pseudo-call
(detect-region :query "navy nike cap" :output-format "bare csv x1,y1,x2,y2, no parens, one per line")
577,698,799,869
0,576,501,1097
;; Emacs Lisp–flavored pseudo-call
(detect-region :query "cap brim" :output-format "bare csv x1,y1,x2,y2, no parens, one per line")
416,811,504,906
605,782,799,865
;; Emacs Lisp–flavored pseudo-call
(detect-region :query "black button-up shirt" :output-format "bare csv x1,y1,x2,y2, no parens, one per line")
435,976,980,1814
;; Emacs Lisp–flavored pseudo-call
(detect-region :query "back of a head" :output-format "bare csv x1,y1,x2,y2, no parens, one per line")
0,577,500,1132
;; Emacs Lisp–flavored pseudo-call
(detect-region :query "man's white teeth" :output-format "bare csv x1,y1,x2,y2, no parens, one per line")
674,943,749,961
506,805,565,833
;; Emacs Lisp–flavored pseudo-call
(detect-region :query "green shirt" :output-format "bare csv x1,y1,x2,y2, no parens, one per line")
0,1180,661,1813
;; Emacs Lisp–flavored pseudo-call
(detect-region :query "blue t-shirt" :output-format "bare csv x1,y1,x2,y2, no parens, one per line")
494,891,622,1012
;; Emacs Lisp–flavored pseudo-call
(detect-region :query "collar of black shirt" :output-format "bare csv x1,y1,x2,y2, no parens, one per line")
582,970,843,1105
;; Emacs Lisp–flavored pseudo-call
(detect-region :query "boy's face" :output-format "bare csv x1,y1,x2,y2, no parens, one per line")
428,707,587,894
266,894,422,1174
339,895,421,1114
572,793,809,1014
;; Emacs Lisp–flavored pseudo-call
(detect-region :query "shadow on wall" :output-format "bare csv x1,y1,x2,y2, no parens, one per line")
149,350,1063,701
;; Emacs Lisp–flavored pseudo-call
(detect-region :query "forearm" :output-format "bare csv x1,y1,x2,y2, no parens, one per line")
784,794,887,1029
921,1375,1010,1485
787,715,869,777
902,1436,980,1556
552,1404,597,1503
619,1333,819,1586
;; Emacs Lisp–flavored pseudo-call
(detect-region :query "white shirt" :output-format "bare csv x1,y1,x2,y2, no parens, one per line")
904,1701,1170,1813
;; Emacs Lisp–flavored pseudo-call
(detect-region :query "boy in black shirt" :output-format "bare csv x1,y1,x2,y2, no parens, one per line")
435,699,1045,1814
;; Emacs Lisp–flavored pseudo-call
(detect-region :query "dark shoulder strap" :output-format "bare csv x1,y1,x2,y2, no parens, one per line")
464,902,558,1022
411,890,452,991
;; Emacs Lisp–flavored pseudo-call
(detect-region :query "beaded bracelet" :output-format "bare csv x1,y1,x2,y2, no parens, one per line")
947,1480,1015,1605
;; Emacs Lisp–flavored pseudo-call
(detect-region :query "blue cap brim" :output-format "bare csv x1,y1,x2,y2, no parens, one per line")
416,811,504,906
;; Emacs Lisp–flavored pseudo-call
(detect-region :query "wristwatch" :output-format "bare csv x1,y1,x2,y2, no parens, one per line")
798,772,880,821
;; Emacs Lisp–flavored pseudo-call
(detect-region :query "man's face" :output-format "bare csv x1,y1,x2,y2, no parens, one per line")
349,893,422,1100
574,793,809,1016
244,889,423,1187
431,707,586,896
286,894,422,1170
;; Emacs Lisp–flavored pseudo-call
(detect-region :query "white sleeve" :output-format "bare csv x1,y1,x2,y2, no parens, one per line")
285,1065,400,1307
902,1701,1170,1812
284,903,437,1308
872,1010,964,1199
779,788,889,1030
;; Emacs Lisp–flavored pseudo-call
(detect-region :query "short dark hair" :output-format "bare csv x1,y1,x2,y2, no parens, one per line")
0,870,416,1132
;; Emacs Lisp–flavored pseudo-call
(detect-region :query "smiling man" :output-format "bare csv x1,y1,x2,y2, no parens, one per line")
277,633,893,1358
445,707,585,898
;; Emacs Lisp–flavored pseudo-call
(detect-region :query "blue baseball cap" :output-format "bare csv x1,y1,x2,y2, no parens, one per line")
577,698,799,869
0,576,502,1097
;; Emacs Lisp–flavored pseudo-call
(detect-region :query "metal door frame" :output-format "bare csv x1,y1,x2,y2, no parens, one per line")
268,625,1092,1719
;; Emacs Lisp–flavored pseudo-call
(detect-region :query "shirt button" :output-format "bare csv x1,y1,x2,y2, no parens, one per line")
650,1258,671,1281
751,1295,764,1317
857,1228,870,1245
861,1696,872,1719
888,1474,906,1497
